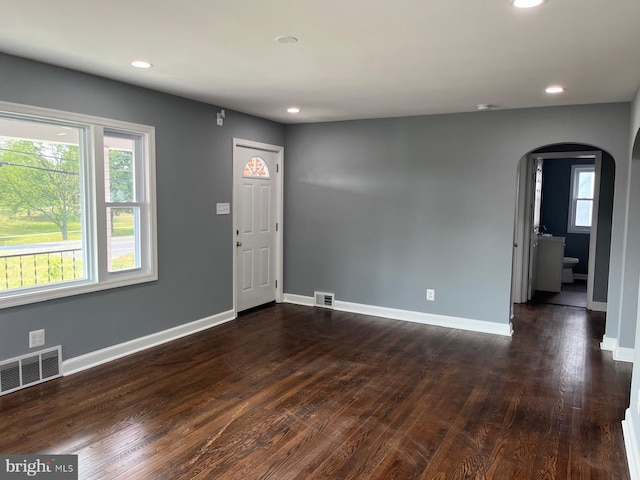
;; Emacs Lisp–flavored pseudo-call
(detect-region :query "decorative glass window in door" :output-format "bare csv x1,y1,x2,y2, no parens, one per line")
243,156,270,178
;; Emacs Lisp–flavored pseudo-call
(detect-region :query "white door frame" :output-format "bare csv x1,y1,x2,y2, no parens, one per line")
511,155,528,306
512,154,539,303
527,156,544,301
513,150,604,311
232,138,284,314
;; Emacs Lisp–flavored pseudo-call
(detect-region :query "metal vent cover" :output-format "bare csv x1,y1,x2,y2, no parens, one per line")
0,346,62,396
314,291,335,309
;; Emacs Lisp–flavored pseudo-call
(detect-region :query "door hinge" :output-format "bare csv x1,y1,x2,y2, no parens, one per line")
276,222,278,232
277,164,279,173
275,280,278,288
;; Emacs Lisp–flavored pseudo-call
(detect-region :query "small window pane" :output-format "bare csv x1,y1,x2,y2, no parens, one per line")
104,135,136,203
575,199,593,227
577,171,594,199
107,207,139,272
0,116,86,291
243,156,270,178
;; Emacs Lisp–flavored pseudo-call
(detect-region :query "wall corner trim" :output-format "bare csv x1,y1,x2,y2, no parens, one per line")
601,336,634,362
601,336,618,351
623,409,640,480
63,309,236,376
283,294,512,337
590,301,608,312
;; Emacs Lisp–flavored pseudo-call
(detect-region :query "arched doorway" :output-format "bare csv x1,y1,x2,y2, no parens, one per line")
512,143,616,312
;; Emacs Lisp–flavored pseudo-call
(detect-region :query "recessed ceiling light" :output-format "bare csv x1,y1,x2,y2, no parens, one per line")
276,36,298,44
130,60,153,69
510,0,546,8
287,107,301,114
476,104,493,111
545,85,564,94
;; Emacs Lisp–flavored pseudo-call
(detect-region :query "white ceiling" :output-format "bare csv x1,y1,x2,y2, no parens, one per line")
1,0,639,124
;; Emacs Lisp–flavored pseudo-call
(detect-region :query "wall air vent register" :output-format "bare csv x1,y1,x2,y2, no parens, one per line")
314,291,335,309
0,346,62,396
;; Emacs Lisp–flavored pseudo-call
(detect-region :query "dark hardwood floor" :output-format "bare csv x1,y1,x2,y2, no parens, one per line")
531,280,588,308
0,303,632,479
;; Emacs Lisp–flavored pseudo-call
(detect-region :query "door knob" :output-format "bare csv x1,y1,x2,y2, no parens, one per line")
236,241,242,247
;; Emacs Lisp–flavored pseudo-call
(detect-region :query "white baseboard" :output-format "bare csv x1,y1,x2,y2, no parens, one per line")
283,293,315,307
574,273,588,281
284,294,513,337
616,347,635,363
601,336,617,351
600,335,634,363
589,301,607,312
63,309,236,376
623,409,640,480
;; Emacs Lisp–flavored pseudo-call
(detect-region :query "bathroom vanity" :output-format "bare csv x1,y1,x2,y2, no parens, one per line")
536,236,565,292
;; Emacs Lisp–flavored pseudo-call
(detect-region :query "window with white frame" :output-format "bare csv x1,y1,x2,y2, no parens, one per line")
0,101,157,308
568,164,595,234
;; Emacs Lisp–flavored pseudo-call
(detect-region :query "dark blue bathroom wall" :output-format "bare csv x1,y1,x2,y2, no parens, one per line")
540,158,595,274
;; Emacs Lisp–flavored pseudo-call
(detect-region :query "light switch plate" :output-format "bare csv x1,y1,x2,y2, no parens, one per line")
29,329,45,348
216,203,230,215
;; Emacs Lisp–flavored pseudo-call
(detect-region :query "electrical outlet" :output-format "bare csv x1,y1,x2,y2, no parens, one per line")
29,329,45,348
426,289,435,301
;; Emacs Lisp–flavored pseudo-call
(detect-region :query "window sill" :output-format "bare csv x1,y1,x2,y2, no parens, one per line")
567,227,591,235
0,272,158,310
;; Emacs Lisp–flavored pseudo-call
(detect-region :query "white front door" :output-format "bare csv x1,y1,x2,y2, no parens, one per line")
233,143,280,312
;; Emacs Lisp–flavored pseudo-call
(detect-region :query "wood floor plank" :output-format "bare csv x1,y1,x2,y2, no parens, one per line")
0,303,632,479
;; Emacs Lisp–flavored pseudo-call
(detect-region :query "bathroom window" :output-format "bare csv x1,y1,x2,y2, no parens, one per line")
568,164,595,234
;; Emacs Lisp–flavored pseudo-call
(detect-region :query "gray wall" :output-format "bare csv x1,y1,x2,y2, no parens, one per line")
613,87,640,349
626,85,640,462
0,53,284,361
0,51,633,372
284,104,629,328
594,153,615,302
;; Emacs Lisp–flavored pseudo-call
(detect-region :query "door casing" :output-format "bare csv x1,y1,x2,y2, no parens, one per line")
232,138,284,314
513,150,603,311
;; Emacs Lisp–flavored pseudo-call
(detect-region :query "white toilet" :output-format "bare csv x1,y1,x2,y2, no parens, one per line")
562,257,579,283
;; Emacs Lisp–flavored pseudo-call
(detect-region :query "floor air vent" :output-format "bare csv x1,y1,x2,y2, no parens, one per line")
314,291,335,309
0,346,62,396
